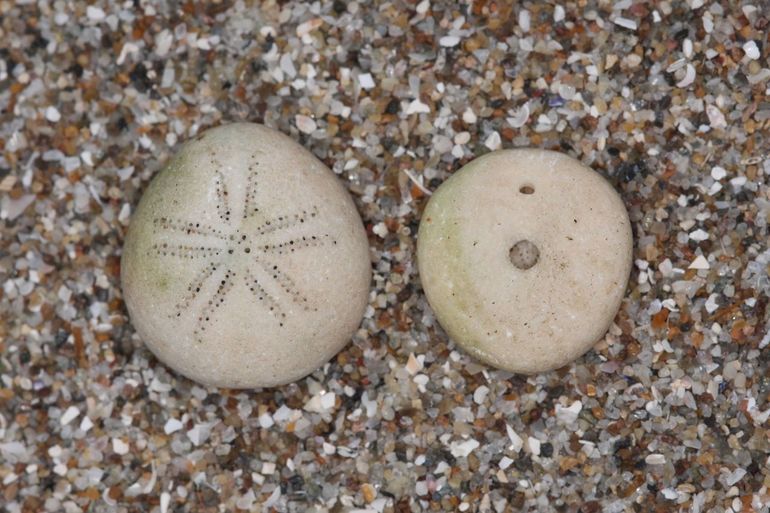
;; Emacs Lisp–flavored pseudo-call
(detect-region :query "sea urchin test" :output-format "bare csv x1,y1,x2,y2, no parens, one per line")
121,123,371,388
417,149,632,374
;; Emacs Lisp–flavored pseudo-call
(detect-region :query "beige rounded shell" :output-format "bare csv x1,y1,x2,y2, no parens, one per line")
417,149,632,374
121,123,371,388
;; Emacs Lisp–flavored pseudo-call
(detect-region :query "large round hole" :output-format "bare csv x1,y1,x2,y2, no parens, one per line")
509,240,539,270
519,185,535,194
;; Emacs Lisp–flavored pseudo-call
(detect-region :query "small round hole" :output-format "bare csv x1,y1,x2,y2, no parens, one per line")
519,185,535,194
509,240,539,270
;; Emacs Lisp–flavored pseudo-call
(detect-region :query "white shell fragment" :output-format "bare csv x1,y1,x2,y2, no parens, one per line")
417,149,633,374
122,123,371,388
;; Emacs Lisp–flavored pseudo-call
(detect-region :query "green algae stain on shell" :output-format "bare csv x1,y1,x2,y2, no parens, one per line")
417,158,492,357
123,155,185,296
